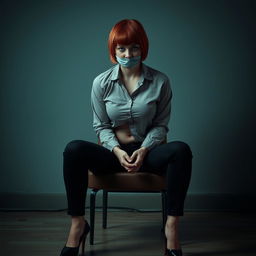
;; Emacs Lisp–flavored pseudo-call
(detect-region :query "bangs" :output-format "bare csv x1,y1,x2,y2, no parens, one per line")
113,28,140,46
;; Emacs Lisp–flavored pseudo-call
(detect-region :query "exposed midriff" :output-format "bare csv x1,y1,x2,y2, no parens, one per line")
113,123,136,144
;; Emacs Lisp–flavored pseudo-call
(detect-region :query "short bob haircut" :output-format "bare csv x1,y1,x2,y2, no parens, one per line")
108,19,149,64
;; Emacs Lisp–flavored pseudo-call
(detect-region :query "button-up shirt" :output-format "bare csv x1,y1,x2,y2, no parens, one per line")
91,63,172,151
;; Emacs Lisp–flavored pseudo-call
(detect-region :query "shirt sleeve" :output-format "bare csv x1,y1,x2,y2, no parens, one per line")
91,76,121,151
141,77,172,150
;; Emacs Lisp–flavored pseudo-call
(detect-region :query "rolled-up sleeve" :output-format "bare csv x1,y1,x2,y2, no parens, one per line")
141,78,172,150
91,77,120,151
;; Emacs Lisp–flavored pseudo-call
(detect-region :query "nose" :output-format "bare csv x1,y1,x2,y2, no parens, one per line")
124,49,132,58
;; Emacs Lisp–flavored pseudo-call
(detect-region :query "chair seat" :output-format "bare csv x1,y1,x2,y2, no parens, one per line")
88,170,166,191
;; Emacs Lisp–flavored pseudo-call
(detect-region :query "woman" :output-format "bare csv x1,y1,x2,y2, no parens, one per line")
60,19,193,256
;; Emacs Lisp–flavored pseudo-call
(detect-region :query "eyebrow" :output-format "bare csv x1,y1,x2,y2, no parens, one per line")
117,44,140,48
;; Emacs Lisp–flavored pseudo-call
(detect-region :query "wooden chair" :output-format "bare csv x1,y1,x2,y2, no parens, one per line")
88,140,167,245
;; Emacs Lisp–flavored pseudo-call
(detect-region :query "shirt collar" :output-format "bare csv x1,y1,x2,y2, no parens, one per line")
110,63,153,81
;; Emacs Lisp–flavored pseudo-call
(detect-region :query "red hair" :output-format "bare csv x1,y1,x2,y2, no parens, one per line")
108,19,149,64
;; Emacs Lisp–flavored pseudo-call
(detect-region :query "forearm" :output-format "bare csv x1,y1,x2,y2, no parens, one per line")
97,128,120,151
113,145,121,155
141,126,167,150
139,146,149,154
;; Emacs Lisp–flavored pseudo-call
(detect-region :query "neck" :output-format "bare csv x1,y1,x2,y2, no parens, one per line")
119,62,142,80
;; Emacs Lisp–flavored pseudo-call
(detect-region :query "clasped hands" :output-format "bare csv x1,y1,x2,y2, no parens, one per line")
113,146,149,172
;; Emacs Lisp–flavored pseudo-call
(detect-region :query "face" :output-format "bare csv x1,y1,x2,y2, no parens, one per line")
115,43,141,59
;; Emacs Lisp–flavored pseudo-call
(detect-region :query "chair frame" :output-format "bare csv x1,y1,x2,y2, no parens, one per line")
89,188,167,245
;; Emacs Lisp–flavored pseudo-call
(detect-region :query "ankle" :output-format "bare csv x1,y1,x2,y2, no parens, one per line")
165,217,180,250
165,228,180,247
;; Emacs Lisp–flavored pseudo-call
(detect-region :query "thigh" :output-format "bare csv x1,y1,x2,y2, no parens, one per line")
142,141,191,175
64,140,125,174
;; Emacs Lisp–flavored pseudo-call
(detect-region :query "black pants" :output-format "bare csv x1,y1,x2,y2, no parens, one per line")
63,140,193,216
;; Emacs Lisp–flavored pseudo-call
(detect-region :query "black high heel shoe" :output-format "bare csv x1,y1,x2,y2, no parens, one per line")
60,220,90,256
166,249,183,256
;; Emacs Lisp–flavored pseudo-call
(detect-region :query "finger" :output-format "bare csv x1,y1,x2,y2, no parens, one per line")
134,158,141,166
126,165,138,172
130,151,138,162
127,168,137,173
126,166,135,172
122,161,137,168
124,154,132,163
133,154,142,165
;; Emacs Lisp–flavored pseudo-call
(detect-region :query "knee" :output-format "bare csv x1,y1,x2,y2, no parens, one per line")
170,141,193,158
64,140,86,155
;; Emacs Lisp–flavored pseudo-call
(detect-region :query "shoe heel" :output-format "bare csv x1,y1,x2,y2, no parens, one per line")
81,221,90,255
81,235,86,255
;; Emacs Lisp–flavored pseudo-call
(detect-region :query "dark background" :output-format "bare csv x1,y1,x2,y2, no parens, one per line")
0,0,255,210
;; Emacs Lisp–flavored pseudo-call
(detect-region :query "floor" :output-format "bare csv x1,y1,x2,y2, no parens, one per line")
0,210,256,256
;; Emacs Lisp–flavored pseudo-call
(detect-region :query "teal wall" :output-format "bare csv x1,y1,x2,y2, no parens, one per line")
1,0,255,198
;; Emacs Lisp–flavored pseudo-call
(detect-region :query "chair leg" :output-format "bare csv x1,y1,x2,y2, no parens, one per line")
161,190,167,232
102,190,108,229
90,189,98,245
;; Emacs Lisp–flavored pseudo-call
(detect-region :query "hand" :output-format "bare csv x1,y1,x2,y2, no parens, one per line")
113,146,137,171
126,147,149,173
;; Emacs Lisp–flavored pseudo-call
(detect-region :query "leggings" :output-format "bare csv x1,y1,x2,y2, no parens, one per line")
63,140,193,216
